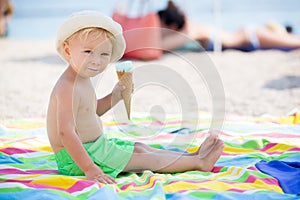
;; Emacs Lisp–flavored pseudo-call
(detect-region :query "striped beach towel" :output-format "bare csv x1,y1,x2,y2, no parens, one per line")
0,112,299,199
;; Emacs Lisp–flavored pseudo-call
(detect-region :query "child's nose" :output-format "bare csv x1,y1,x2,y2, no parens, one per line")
91,55,102,65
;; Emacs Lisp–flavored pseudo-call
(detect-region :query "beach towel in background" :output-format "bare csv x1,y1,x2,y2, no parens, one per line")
0,112,299,199
112,0,162,60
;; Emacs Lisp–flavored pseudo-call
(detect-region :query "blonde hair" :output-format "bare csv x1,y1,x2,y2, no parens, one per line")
65,27,114,44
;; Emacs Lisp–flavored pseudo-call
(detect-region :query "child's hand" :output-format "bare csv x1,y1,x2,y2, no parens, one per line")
85,163,116,184
112,82,134,102
112,82,125,103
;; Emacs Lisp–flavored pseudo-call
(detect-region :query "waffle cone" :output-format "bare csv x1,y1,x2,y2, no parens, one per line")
117,72,132,119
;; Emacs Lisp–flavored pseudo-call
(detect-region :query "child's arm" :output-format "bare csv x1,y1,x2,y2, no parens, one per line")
56,83,116,184
96,82,125,116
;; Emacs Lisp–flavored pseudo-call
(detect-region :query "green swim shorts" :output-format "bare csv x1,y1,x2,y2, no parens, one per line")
55,136,135,178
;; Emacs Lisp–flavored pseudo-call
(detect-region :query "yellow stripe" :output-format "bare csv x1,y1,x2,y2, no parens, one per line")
31,176,80,189
14,175,40,180
188,145,258,155
266,143,294,153
277,113,300,124
223,146,257,154
212,167,241,180
164,180,283,193
187,147,198,153
122,175,157,191
31,146,53,152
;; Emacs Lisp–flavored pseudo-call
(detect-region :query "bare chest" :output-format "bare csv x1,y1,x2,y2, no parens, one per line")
75,83,103,142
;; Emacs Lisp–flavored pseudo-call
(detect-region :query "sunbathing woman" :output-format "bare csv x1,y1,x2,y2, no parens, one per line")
0,0,13,37
158,1,300,52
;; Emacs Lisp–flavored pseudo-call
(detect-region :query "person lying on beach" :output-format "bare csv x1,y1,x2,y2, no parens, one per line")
47,10,224,184
158,0,300,52
0,0,13,36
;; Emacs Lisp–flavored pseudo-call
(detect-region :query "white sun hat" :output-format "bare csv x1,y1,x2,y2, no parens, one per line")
56,10,126,62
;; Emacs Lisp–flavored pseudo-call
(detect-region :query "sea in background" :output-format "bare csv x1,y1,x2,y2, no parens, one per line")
7,0,300,39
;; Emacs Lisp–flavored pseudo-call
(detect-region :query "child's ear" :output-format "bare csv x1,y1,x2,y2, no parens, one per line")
63,42,71,60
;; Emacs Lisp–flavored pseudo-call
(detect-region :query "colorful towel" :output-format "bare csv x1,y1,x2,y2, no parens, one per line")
0,113,299,199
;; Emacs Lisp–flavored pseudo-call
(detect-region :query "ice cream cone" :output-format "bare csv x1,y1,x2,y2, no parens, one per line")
116,61,133,120
117,72,132,119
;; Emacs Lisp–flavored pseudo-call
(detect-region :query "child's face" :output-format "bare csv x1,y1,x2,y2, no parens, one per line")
64,31,113,78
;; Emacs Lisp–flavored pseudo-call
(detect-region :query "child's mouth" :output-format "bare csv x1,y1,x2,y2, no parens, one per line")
87,67,99,72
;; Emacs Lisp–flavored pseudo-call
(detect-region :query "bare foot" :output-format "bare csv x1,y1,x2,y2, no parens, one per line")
196,139,224,172
195,134,218,157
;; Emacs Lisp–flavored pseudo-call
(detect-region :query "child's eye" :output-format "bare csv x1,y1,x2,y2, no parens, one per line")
101,53,110,56
84,50,92,54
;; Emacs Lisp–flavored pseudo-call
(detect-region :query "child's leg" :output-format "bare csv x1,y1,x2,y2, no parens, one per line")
123,139,224,173
134,134,218,157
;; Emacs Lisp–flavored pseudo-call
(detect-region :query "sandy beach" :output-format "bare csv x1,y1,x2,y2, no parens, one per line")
0,38,299,120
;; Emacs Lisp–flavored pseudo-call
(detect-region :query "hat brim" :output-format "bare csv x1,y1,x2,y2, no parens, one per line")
56,11,126,63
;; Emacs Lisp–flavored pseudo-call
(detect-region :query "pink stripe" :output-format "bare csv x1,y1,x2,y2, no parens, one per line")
221,142,299,155
247,166,258,171
120,176,158,191
119,183,135,191
258,143,300,152
5,179,31,184
244,175,258,183
166,120,184,125
266,152,292,155
27,170,58,174
245,175,279,186
0,147,36,155
120,182,143,191
212,166,223,173
221,151,285,156
154,120,165,126
4,180,96,192
290,147,300,152
228,188,245,192
0,169,58,174
258,143,277,151
261,178,280,185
